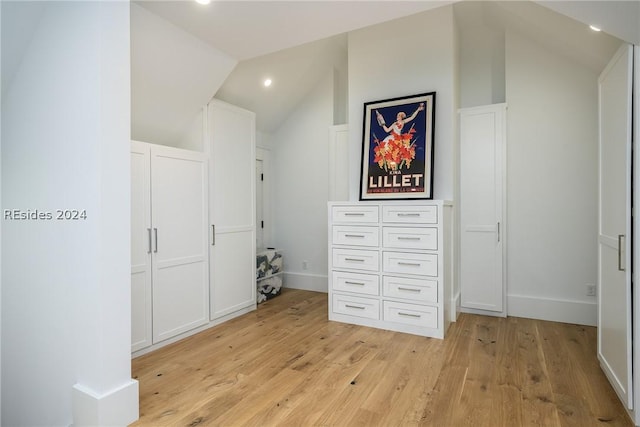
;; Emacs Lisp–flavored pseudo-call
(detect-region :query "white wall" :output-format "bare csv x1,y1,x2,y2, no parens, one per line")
458,22,505,108
348,6,457,202
1,3,137,425
272,72,334,292
178,107,205,152
131,4,236,148
505,29,601,325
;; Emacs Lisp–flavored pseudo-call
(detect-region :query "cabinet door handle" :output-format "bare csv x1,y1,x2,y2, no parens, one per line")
497,222,501,243
147,228,152,254
153,228,158,253
618,234,625,271
398,213,420,217
345,281,365,286
345,234,365,238
212,224,216,246
345,304,366,310
398,262,421,267
345,258,365,262
398,312,421,318
398,236,421,241
345,212,365,216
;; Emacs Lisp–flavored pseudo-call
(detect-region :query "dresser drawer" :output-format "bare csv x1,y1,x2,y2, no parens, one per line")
383,276,437,303
382,227,437,250
333,226,379,247
332,205,379,223
333,271,379,296
382,205,437,224
383,252,437,276
333,248,379,272
333,293,380,320
383,300,437,328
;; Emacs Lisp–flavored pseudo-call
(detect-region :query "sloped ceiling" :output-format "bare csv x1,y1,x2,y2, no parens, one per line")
134,0,453,134
454,1,624,73
131,4,237,146
131,0,638,139
536,0,640,45
215,34,347,133
136,1,454,61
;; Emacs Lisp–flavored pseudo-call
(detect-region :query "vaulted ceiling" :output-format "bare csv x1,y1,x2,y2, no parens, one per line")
130,0,637,142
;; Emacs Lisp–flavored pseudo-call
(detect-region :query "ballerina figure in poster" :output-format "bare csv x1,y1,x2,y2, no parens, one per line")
376,103,424,146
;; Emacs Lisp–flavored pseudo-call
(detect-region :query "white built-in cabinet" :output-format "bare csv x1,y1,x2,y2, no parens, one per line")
459,104,507,316
328,201,453,339
131,101,257,354
207,99,257,320
130,141,209,351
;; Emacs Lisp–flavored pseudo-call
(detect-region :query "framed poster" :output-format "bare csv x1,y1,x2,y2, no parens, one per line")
359,92,435,200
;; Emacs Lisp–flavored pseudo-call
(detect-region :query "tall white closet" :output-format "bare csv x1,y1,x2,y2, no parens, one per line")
207,99,257,320
459,104,507,316
131,141,209,351
131,100,257,355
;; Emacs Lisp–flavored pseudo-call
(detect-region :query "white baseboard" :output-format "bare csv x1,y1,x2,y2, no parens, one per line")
507,294,597,326
284,272,328,293
72,379,139,426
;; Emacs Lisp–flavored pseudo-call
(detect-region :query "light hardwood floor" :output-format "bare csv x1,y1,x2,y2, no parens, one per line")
132,289,632,426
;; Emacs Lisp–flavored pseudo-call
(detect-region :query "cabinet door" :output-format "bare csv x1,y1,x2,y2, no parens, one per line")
131,141,152,352
151,145,209,343
598,44,633,410
208,100,256,319
459,104,506,314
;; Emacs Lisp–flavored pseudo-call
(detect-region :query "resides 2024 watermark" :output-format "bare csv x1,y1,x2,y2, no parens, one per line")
4,209,88,221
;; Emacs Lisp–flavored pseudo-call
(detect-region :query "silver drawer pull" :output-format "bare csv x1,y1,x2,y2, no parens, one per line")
398,262,421,267
345,281,365,286
398,287,421,292
345,258,365,262
344,212,365,216
345,234,365,238
398,312,421,318
398,236,421,240
345,304,366,310
397,213,420,217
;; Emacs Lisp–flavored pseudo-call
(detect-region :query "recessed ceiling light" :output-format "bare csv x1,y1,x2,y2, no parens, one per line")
590,25,601,32
195,0,211,5
263,78,272,88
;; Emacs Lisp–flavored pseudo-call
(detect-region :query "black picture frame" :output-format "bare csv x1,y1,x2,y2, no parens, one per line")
359,92,435,200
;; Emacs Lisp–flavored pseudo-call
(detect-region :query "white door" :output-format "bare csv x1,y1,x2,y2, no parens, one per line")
598,44,633,410
459,104,506,315
151,145,209,343
130,141,152,352
208,100,257,319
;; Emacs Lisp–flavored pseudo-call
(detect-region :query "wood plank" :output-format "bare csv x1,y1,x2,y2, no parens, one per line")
131,289,632,427
493,316,524,426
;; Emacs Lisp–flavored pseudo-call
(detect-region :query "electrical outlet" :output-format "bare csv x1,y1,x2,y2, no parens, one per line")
586,284,596,297
302,260,308,270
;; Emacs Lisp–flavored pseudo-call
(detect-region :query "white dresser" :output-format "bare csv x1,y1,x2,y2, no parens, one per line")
328,201,453,339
